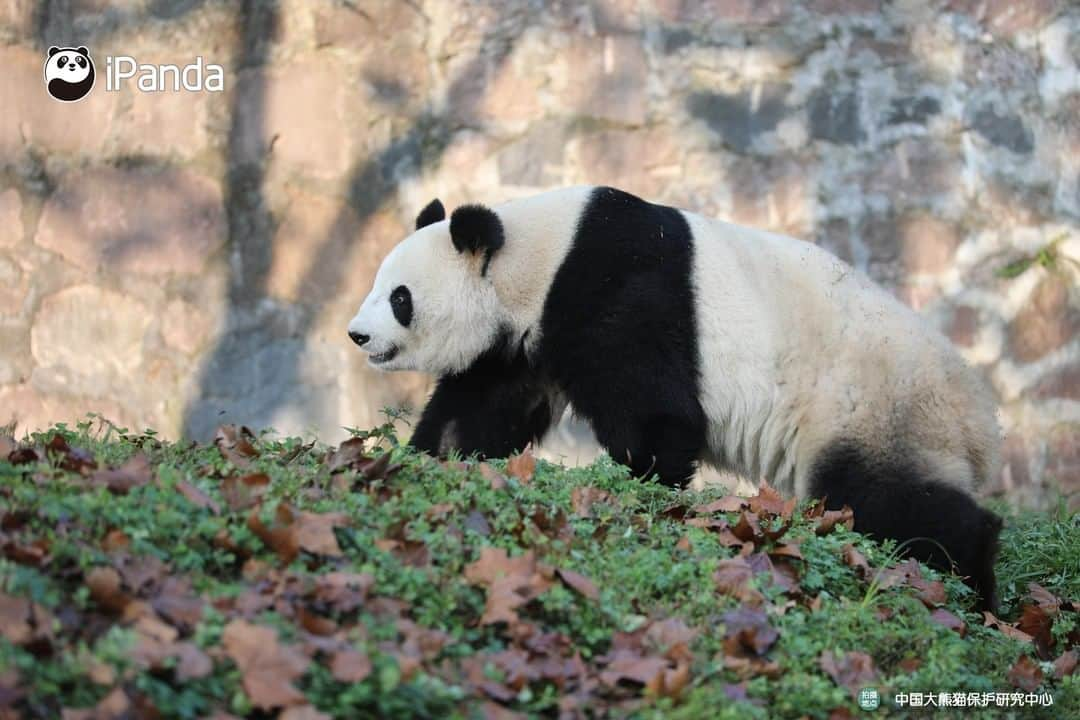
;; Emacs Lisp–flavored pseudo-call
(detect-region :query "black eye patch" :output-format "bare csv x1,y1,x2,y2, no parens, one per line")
57,56,67,66
76,56,86,68
390,285,412,327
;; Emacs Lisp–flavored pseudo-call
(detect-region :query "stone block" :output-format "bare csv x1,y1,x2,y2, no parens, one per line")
560,35,648,125
0,190,22,248
30,285,150,379
232,58,356,178
808,88,865,145
1009,274,1079,362
655,0,790,26
727,156,813,238
0,382,137,437
160,298,215,356
576,128,680,199
806,0,881,13
899,214,961,275
0,46,118,158
947,0,1064,37
112,77,210,159
35,166,224,276
948,304,980,348
687,84,789,153
0,0,34,39
1045,423,1080,496
497,123,569,188
1032,364,1080,401
969,105,1034,154
266,186,406,305
861,139,960,205
0,253,29,317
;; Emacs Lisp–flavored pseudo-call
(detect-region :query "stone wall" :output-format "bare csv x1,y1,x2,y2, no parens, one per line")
0,0,1077,505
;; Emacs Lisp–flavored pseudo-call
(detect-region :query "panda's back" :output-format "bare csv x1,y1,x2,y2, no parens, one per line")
682,211,999,496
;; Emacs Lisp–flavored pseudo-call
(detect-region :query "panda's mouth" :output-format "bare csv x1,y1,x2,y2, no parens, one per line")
369,346,399,365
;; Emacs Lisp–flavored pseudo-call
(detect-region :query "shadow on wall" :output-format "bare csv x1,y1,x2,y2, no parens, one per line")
181,0,531,441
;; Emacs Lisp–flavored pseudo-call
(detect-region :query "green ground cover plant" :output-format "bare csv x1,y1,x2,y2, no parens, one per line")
0,417,1076,719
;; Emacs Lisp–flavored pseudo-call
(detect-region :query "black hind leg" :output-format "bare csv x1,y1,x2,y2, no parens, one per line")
809,442,1003,612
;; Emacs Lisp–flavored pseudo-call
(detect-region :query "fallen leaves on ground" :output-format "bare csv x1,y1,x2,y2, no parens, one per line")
3,426,1075,718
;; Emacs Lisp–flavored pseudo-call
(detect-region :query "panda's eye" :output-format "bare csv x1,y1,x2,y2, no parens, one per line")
76,56,86,68
57,55,67,66
390,286,412,327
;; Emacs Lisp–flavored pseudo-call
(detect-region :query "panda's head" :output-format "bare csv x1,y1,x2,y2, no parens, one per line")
44,46,95,102
348,198,508,375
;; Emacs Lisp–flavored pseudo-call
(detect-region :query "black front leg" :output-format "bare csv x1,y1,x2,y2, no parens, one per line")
409,350,557,460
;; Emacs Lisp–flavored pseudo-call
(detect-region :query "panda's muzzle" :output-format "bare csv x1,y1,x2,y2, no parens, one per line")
369,346,399,365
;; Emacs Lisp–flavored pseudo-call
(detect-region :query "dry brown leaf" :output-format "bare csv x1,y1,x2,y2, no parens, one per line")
477,462,507,490
91,454,152,494
1028,583,1062,615
296,606,337,636
556,568,599,601
723,607,779,656
599,649,670,688
1006,654,1043,692
93,687,130,719
983,611,1035,644
174,642,213,681
86,567,132,614
247,504,301,564
929,608,966,636
645,618,698,663
571,486,615,517
692,496,747,514
841,544,870,577
294,511,347,557
820,650,877,700
769,543,803,561
1017,603,1055,659
101,529,130,553
176,480,221,514
714,556,764,605
815,506,854,535
506,445,536,483
325,437,368,472
222,619,309,710
0,593,31,645
1053,649,1077,679
747,482,790,516
280,705,332,720
220,472,270,511
215,425,259,467
330,649,373,683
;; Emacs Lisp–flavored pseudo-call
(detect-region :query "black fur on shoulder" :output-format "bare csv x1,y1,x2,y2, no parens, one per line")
810,441,1003,612
449,204,505,276
534,187,707,487
410,333,555,459
415,199,446,229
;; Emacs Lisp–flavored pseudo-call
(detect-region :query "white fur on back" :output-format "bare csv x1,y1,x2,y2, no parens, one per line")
685,212,1000,495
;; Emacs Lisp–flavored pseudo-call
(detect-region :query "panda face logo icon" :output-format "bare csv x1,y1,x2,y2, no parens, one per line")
44,46,95,102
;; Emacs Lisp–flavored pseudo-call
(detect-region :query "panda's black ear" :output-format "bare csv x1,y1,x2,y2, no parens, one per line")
450,204,505,275
48,46,60,57
76,47,89,56
415,198,445,229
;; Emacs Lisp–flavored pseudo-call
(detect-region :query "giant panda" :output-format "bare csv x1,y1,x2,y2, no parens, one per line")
347,185,1003,610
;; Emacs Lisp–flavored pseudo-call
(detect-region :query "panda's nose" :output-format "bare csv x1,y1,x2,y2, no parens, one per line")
348,331,370,347
68,63,75,69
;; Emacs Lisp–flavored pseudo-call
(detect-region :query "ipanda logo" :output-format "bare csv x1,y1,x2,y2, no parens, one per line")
44,46,224,102
44,46,95,102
